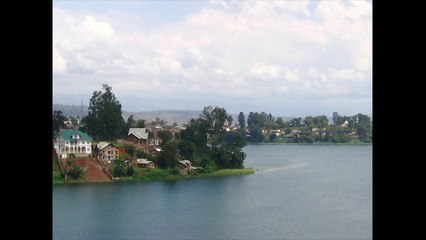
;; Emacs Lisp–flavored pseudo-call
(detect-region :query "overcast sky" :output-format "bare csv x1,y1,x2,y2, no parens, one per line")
53,0,372,117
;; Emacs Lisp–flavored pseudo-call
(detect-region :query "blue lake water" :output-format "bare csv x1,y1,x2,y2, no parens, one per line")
53,144,372,240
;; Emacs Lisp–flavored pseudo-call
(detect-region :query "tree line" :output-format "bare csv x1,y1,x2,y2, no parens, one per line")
53,84,372,174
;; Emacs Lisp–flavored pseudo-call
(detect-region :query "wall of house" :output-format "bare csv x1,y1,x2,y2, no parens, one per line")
100,147,119,160
55,138,92,158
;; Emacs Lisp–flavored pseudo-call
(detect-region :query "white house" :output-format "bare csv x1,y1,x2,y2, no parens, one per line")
54,129,93,158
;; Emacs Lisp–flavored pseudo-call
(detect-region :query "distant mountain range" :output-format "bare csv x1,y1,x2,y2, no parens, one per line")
53,104,296,126
53,104,202,125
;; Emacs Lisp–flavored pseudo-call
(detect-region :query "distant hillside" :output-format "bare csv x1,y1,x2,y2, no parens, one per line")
53,104,296,126
53,104,201,126
53,104,89,118
122,110,202,126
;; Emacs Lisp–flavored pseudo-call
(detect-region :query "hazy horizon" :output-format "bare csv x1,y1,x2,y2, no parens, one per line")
53,0,372,118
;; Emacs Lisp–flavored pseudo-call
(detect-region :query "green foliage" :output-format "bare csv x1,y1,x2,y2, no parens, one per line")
81,84,126,140
289,117,303,127
238,112,245,128
136,150,158,162
158,130,174,145
157,141,177,168
126,165,134,176
168,168,180,175
304,116,315,129
145,168,170,178
52,110,67,138
248,126,264,142
118,153,129,160
178,106,247,170
53,153,65,183
137,119,145,128
126,115,137,128
67,165,85,179
110,160,134,178
269,133,277,142
178,140,196,160
124,144,136,157
275,117,285,128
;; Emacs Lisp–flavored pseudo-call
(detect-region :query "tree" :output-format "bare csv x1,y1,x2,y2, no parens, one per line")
178,140,196,160
157,141,177,168
158,130,174,145
67,165,85,179
126,115,137,128
238,112,246,129
332,112,339,125
313,115,329,128
269,133,277,142
289,117,302,127
81,84,126,140
137,119,145,128
53,110,67,138
180,106,247,169
276,117,284,128
304,116,315,129
125,144,136,158
70,116,79,126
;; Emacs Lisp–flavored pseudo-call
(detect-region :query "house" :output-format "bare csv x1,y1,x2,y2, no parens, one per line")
340,120,349,128
269,129,282,136
127,128,149,151
54,129,92,158
177,160,192,174
148,136,163,151
136,158,155,169
95,142,119,161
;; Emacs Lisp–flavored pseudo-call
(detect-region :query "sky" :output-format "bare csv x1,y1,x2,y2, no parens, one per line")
53,0,372,118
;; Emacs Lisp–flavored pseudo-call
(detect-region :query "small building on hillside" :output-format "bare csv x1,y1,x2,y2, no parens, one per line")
54,129,92,158
148,136,163,151
127,128,149,151
177,160,192,174
136,158,155,169
95,142,119,161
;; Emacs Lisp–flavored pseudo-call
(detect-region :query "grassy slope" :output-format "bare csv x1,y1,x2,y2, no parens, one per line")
52,153,65,184
115,168,255,183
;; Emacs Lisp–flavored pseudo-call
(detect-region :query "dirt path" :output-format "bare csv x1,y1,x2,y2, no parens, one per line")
74,158,111,182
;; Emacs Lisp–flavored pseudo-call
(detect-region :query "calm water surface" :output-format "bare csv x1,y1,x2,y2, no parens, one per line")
53,144,372,240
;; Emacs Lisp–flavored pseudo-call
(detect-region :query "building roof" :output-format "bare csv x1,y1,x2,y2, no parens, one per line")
137,158,153,164
178,160,191,165
128,128,149,140
58,129,92,141
96,142,111,150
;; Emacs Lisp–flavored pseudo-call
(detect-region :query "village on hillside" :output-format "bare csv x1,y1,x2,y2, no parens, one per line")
53,122,196,183
52,85,371,184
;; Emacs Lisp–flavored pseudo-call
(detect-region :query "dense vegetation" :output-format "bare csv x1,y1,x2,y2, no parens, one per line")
52,153,65,184
81,84,127,140
237,111,372,144
116,167,255,182
159,106,247,171
53,84,371,184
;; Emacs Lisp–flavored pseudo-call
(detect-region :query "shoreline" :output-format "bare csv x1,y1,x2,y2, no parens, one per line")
247,142,372,146
53,168,255,185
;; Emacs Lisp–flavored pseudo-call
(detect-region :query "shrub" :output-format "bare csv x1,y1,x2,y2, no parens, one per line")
67,165,85,179
168,168,180,175
126,165,134,176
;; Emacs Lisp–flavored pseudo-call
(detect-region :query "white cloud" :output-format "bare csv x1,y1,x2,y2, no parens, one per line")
53,0,372,115
249,63,281,80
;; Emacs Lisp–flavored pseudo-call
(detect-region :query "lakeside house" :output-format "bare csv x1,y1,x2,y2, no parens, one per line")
94,142,119,161
127,128,149,151
177,160,192,174
136,158,155,169
54,129,92,158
